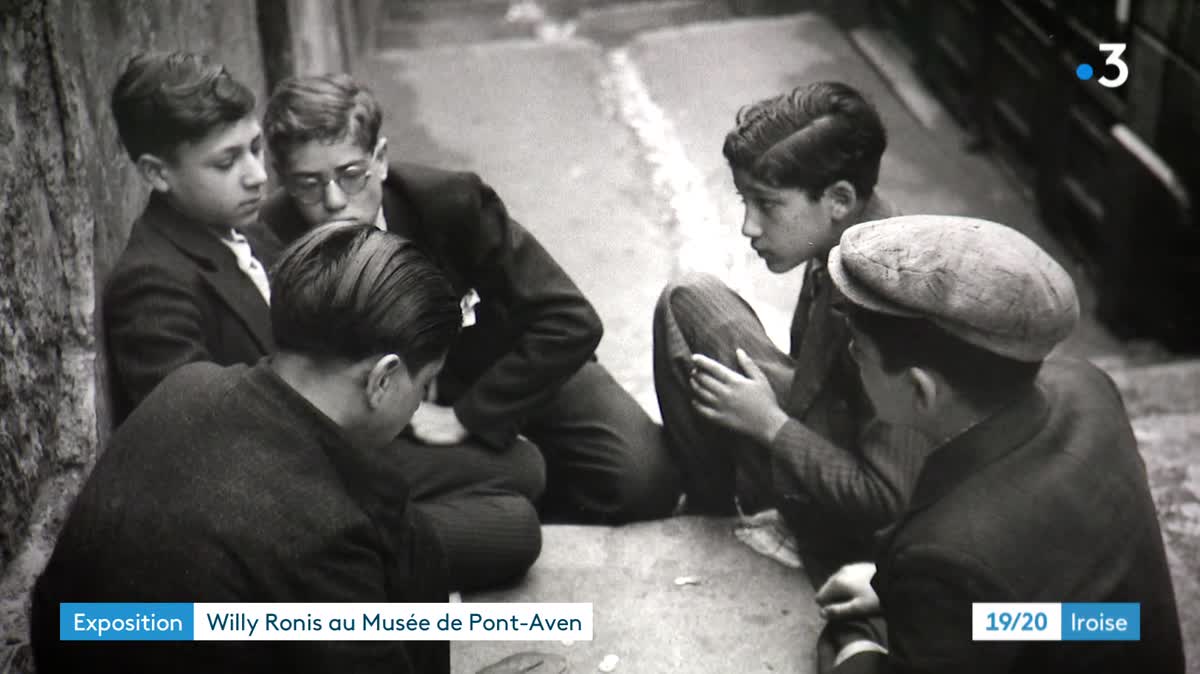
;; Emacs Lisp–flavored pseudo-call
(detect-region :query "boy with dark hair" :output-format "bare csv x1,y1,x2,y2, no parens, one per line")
33,223,462,673
813,215,1184,673
103,51,279,423
654,81,928,585
259,74,680,588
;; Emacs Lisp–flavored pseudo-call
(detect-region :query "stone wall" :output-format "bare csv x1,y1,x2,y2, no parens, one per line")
0,0,268,667
261,0,380,84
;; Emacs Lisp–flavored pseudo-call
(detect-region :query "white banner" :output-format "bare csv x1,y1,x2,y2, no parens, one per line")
192,603,593,641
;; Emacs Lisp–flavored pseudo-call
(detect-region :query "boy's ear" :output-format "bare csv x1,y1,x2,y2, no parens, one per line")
374,137,389,181
824,180,859,222
135,154,171,193
364,353,406,410
907,366,939,416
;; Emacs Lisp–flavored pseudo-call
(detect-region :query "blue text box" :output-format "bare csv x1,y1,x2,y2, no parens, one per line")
1061,603,1139,641
60,603,194,641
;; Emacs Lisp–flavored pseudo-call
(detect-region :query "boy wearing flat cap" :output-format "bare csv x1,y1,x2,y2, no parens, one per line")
813,215,1184,673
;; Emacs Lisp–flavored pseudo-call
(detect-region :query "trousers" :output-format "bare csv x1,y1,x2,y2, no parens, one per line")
653,272,928,589
398,359,680,591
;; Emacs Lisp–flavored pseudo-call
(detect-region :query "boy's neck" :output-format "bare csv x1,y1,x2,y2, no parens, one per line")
843,191,893,227
826,192,893,256
150,191,235,238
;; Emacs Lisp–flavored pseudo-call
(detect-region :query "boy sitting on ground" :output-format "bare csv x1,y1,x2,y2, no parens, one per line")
102,51,280,424
653,81,929,586
812,215,1184,673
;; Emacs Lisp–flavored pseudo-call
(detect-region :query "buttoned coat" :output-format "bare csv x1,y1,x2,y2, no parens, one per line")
103,193,283,423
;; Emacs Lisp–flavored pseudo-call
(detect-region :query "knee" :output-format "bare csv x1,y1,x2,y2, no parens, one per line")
476,498,543,591
655,272,724,323
654,273,729,365
508,436,547,502
507,498,544,574
447,496,543,593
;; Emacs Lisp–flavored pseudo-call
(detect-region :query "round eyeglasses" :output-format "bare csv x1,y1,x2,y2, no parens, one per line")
285,164,373,204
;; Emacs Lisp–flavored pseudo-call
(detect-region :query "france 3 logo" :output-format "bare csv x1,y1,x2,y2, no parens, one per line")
1075,43,1128,89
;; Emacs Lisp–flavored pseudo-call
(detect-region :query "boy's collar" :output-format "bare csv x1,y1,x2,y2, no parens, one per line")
144,192,234,269
908,382,1050,512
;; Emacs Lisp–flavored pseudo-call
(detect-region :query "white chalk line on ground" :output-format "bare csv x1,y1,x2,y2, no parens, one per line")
376,15,797,413
602,48,736,278
600,46,795,352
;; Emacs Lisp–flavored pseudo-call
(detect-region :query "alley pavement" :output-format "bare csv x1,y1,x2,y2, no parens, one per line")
363,5,1199,672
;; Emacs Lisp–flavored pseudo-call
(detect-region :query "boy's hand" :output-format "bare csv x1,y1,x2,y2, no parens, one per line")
689,349,789,444
410,402,470,445
815,562,881,620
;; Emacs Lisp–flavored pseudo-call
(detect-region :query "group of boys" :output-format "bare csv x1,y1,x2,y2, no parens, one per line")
30,51,1184,673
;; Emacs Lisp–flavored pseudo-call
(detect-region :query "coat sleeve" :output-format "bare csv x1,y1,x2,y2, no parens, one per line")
768,418,930,533
444,175,603,446
840,549,1021,674
105,261,213,412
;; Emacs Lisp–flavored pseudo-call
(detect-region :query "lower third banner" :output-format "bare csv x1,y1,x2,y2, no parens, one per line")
60,603,593,641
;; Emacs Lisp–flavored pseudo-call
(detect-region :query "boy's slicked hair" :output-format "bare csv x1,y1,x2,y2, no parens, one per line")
845,305,1042,409
270,223,461,372
263,74,382,165
111,51,256,161
723,81,887,199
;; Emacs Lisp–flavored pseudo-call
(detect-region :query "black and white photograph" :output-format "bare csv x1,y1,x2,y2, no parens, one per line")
1,0,1197,671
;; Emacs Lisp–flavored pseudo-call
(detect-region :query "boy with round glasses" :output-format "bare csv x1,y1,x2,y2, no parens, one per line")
260,74,681,591
285,162,375,213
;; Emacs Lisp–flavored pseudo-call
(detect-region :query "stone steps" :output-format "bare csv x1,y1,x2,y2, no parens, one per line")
454,517,818,673
377,0,735,48
454,358,1200,672
1106,358,1200,668
1104,359,1200,418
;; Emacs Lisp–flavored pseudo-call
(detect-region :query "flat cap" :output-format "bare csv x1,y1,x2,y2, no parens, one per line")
828,215,1079,362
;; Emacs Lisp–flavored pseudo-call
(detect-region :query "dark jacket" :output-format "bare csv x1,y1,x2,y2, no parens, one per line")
103,193,283,423
32,361,449,673
841,358,1185,673
767,196,930,546
261,162,603,449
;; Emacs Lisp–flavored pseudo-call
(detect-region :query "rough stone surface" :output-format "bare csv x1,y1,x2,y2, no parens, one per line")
455,519,818,673
1108,360,1200,418
0,1,267,667
0,0,99,577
